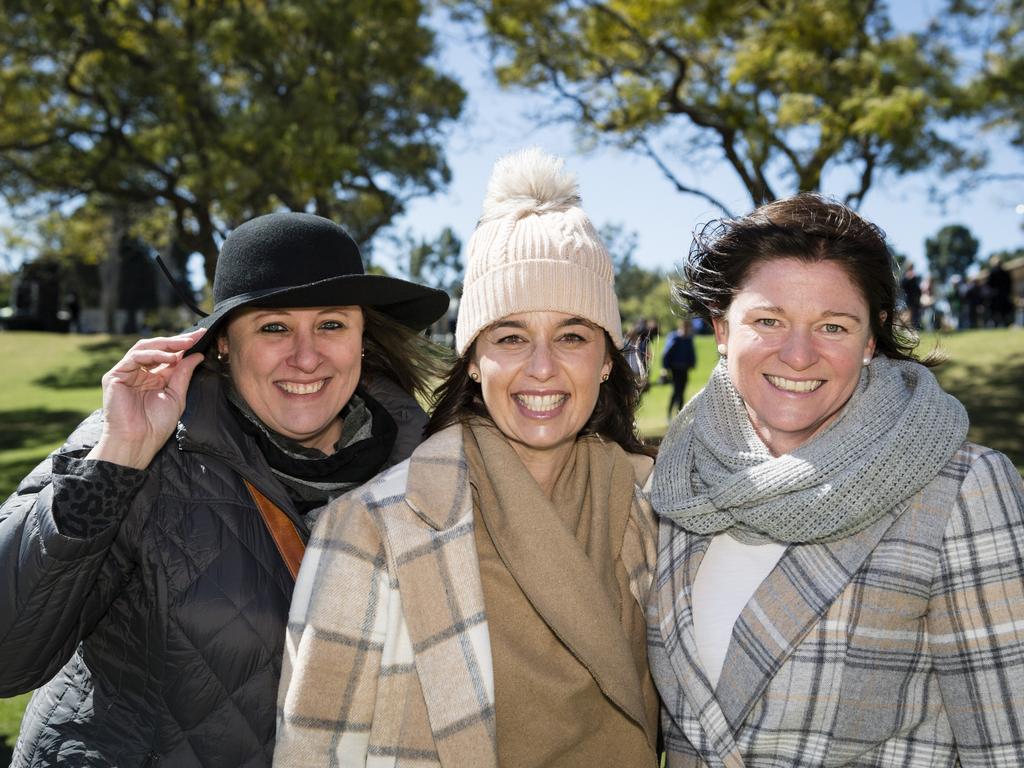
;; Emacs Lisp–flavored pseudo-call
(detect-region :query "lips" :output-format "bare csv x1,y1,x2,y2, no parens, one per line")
765,374,824,393
515,393,568,412
277,379,327,395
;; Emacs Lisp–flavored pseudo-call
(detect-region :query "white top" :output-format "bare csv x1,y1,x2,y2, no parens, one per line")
691,534,787,688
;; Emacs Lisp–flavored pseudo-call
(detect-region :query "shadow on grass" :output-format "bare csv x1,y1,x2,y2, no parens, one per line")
1,740,12,765
0,455,53,500
0,409,90,498
936,353,1024,470
0,409,88,453
33,341,124,390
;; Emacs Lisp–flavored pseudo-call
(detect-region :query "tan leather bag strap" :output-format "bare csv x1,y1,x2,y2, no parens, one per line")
244,480,306,581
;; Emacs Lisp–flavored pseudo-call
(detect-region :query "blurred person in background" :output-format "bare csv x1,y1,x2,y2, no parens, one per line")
661,318,697,419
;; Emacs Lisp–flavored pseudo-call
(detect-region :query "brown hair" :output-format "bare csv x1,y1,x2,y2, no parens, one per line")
675,193,937,365
425,333,654,457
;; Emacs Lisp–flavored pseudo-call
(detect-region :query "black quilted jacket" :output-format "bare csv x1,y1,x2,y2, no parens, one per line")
0,368,425,767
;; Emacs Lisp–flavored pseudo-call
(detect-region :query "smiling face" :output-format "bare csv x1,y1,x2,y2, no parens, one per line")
713,258,877,456
218,306,364,453
468,311,612,480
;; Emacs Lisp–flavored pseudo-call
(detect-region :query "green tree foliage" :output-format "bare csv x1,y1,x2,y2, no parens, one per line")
450,0,969,210
599,223,676,329
406,226,464,295
0,0,465,282
925,224,979,282
948,0,1024,151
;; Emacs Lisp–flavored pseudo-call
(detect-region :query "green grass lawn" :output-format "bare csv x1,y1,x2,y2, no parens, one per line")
0,331,125,500
0,327,1022,751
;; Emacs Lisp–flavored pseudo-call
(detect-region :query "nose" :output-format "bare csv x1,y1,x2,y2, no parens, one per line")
288,329,322,372
525,340,556,381
777,328,818,371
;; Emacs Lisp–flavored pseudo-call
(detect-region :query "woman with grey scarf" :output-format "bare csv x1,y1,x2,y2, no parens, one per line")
649,193,1024,767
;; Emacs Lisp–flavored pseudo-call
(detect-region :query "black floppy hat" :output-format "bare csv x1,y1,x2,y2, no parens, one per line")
186,212,449,353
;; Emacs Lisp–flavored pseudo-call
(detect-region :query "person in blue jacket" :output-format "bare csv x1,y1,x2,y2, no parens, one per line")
661,318,697,418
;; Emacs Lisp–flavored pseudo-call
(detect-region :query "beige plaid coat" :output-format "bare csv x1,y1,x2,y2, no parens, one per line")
275,424,658,767
650,443,1024,767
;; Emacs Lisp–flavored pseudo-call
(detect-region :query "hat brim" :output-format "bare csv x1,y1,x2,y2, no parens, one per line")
186,274,449,354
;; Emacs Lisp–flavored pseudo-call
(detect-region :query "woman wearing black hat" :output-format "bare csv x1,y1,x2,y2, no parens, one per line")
0,212,449,768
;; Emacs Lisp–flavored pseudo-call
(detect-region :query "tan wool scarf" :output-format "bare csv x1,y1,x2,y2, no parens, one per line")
463,419,658,765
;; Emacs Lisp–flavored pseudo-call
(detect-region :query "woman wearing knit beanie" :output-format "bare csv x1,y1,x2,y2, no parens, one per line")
649,193,1024,766
275,148,660,766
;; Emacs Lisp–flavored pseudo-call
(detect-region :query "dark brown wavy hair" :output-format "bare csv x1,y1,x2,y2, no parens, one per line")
675,192,937,366
425,331,654,457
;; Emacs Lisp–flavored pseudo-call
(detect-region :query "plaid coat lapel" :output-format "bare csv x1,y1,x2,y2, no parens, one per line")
653,523,744,766
377,425,499,767
714,507,903,729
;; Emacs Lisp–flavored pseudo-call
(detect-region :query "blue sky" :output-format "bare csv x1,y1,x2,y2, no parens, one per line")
377,2,1024,278
2,1,1021,285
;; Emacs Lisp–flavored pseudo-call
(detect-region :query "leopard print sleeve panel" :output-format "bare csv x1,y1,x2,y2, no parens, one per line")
51,454,148,539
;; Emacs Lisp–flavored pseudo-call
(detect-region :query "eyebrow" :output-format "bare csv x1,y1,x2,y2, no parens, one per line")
821,310,865,323
250,307,358,319
489,316,595,331
745,304,864,323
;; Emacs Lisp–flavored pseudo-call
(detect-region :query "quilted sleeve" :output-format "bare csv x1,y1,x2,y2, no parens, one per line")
0,410,146,695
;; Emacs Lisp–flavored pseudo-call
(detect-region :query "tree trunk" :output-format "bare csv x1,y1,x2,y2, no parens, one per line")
100,206,128,333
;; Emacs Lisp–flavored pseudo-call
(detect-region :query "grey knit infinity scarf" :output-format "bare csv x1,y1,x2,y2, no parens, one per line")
651,356,969,543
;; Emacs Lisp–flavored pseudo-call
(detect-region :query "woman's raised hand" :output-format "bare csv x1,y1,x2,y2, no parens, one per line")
87,329,207,469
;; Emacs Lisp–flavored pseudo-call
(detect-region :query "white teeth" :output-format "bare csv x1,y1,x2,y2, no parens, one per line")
278,379,326,395
766,375,823,393
516,394,567,412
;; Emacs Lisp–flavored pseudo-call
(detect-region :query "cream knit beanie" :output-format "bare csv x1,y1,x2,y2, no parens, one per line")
455,147,623,355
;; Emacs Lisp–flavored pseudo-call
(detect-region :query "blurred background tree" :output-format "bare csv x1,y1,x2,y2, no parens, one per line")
925,223,980,282
0,0,465,286
600,223,675,329
946,0,1024,168
405,226,464,295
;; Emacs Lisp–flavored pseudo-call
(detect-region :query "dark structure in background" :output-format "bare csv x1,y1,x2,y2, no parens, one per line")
3,237,193,333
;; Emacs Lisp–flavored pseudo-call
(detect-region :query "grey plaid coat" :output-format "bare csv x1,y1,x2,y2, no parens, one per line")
275,424,658,766
649,443,1024,767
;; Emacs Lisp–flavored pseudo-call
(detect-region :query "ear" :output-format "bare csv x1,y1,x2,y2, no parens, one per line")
865,311,887,358
601,353,612,380
711,317,728,346
217,335,229,355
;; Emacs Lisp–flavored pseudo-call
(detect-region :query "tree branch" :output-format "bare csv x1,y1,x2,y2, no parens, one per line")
636,136,734,216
